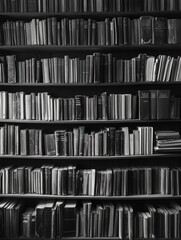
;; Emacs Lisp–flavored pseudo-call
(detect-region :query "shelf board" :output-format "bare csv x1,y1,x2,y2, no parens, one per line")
0,82,181,87
0,119,180,125
7,238,120,240
4,239,181,240
0,10,181,19
0,154,180,160
0,194,180,200
4,238,180,240
0,44,181,52
2,238,121,240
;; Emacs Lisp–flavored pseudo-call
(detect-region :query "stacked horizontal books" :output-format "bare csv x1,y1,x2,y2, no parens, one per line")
0,0,181,13
154,131,181,153
1,166,179,196
1,199,181,239
1,17,181,46
2,53,181,84
0,124,153,156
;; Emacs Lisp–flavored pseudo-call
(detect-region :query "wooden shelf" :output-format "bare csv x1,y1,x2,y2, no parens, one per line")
0,44,181,52
0,154,180,160
4,238,181,240
0,194,180,200
0,10,181,19
0,119,180,125
4,238,180,240
2,238,120,240
0,82,181,87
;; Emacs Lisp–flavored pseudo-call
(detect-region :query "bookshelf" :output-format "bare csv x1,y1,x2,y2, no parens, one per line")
1,0,181,239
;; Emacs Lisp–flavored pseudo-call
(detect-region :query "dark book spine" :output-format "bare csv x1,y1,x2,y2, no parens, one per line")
109,128,115,156
154,17,168,44
150,90,157,120
138,90,150,120
75,96,83,120
140,16,154,44
43,207,52,238
157,90,170,119
115,130,121,156
35,208,44,238
55,131,66,156
63,204,76,237
28,129,35,155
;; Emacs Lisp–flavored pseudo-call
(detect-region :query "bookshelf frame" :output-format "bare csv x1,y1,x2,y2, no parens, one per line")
0,5,181,240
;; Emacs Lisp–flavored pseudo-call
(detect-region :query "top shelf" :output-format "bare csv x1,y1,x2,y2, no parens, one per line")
0,11,181,19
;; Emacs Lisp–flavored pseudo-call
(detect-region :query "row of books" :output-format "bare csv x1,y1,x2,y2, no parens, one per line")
0,199,68,239
0,125,153,156
1,17,181,46
1,199,181,239
2,53,181,84
0,91,137,121
0,90,180,121
1,0,181,13
154,130,181,153
1,166,180,196
139,90,181,120
76,201,181,239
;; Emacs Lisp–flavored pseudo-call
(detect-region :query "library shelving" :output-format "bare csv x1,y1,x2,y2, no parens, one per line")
1,2,181,239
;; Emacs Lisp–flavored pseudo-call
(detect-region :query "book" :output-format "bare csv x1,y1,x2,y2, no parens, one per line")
55,130,66,156
35,202,45,238
150,90,157,120
138,90,150,120
43,202,54,238
6,55,16,83
140,16,154,44
63,202,76,237
156,90,170,119
154,17,168,44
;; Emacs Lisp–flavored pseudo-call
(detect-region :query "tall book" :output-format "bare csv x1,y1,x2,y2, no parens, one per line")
138,90,150,120
35,202,45,238
157,90,170,119
140,16,154,44
63,202,76,237
55,130,66,156
6,55,16,83
150,90,157,120
154,17,168,44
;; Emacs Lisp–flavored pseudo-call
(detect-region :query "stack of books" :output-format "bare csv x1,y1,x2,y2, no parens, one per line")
154,131,181,152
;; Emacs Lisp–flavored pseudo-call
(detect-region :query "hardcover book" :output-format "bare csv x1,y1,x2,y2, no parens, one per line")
140,16,154,44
